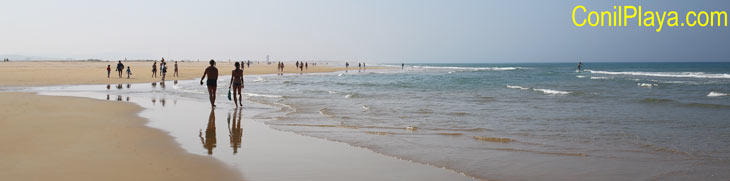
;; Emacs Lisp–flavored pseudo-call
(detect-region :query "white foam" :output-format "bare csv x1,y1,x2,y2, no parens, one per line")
344,94,353,98
418,66,528,71
587,70,730,79
507,85,571,95
328,91,338,94
506,85,529,90
590,76,611,80
576,75,587,78
638,83,658,88
252,76,264,82
243,93,283,98
533,88,572,95
707,91,728,97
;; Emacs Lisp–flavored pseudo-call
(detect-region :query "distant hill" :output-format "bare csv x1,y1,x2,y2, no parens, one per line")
0,54,68,61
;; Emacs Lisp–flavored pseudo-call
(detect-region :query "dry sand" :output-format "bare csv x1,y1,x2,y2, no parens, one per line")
0,92,241,181
0,61,375,86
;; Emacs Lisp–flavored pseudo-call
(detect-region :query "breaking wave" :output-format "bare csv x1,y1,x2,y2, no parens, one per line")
587,70,730,79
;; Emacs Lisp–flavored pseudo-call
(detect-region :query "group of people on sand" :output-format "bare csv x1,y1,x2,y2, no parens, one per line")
2,58,8,62
107,61,132,79
151,58,179,80
200,59,246,108
105,58,179,80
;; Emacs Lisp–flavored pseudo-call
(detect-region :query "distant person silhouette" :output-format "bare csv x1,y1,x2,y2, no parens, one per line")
174,61,179,77
199,109,217,155
126,66,132,79
152,61,157,78
229,62,244,108
345,62,349,72
200,59,219,108
402,63,404,70
116,61,124,78
106,65,111,78
577,62,583,71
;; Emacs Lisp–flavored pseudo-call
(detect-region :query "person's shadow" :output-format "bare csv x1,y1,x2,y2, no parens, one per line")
228,108,244,154
199,109,217,155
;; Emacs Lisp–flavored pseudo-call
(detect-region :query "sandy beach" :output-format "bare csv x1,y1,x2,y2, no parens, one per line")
0,61,373,87
0,92,241,181
0,61,467,181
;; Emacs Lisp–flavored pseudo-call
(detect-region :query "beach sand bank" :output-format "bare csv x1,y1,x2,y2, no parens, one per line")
0,61,377,87
0,92,242,181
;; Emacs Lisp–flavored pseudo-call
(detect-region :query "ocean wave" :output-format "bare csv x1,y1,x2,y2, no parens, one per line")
415,66,528,71
252,76,264,82
243,93,283,98
587,70,730,79
638,83,658,88
506,85,529,90
533,88,572,95
576,75,587,78
590,76,612,80
707,91,728,97
507,85,571,95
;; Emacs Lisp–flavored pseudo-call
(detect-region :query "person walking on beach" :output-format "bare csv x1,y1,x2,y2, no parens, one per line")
229,62,244,107
299,62,304,73
402,63,404,70
200,59,219,108
161,59,167,80
358,62,361,72
345,62,349,72
174,61,179,77
126,66,132,79
116,61,124,78
305,62,308,70
106,65,111,78
152,62,157,78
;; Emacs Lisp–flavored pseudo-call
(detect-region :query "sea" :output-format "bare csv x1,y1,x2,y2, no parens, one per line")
22,62,730,180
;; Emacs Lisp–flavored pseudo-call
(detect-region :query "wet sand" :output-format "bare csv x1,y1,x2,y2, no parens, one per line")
0,61,375,86
0,92,242,181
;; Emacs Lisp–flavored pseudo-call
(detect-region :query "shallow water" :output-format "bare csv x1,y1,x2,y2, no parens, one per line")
237,63,730,180
23,80,471,181
15,62,730,180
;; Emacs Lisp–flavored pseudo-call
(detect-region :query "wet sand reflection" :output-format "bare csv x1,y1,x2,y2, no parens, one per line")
228,108,243,154
200,109,217,155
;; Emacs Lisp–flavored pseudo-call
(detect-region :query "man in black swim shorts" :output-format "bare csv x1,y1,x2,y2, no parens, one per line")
200,60,219,108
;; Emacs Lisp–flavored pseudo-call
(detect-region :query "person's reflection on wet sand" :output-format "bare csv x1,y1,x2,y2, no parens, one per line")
160,81,166,89
151,82,157,88
116,95,122,101
228,108,243,154
199,109,217,155
174,80,178,85
151,98,156,105
106,94,110,100
126,84,131,89
116,84,123,89
126,96,130,102
160,98,166,107
106,84,110,90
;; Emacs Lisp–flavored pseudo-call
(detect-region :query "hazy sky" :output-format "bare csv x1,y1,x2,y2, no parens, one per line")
0,0,728,62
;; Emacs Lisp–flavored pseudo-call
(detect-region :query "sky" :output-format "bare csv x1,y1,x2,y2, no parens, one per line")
0,0,728,63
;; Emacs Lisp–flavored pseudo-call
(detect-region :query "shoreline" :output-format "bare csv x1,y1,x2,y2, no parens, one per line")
2,63,471,180
31,80,474,180
0,61,389,87
0,92,242,180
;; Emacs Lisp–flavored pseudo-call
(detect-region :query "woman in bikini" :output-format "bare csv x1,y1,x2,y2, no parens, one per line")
229,62,244,107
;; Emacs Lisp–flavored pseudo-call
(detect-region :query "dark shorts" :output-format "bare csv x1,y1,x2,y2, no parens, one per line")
232,82,242,87
207,79,217,87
